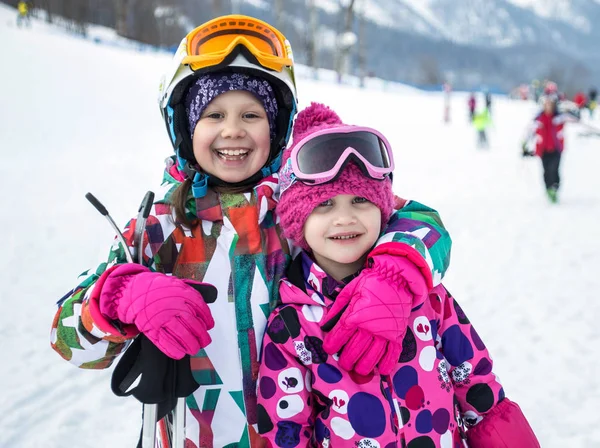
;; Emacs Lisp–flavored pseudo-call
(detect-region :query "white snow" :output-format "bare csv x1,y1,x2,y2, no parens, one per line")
1,4,600,447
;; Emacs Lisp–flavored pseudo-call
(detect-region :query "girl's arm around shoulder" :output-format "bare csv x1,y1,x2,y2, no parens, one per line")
431,286,539,447
376,199,451,288
50,206,171,369
257,305,315,446
318,200,452,376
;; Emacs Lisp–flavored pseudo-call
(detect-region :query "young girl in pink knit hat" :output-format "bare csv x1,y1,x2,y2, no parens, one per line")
257,102,540,447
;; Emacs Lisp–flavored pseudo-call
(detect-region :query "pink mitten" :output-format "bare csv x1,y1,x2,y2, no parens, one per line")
466,398,540,447
96,264,216,360
322,245,429,375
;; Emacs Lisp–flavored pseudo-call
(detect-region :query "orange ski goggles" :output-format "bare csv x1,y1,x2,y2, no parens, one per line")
182,15,293,73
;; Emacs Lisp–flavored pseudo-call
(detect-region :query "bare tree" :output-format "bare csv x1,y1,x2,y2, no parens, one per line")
419,55,443,85
357,0,366,87
274,0,284,34
33,0,54,23
114,0,129,37
71,0,90,36
304,0,319,78
335,0,357,83
211,0,221,16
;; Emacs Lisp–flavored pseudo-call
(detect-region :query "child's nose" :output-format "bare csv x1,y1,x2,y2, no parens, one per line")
221,120,246,139
333,208,357,226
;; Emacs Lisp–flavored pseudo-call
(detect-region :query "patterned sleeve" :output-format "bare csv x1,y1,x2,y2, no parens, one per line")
50,215,156,369
431,285,505,428
376,200,452,287
257,306,314,447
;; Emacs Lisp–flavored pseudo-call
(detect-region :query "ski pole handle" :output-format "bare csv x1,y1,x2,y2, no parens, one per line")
132,191,155,265
85,193,134,264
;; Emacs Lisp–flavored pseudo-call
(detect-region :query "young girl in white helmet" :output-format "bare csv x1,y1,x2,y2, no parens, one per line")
51,15,453,447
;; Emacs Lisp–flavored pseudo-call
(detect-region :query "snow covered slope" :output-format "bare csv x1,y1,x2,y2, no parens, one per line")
1,4,600,447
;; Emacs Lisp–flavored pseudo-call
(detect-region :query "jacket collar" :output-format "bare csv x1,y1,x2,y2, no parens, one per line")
282,252,360,307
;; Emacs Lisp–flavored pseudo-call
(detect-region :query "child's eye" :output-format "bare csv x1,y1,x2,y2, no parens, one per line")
353,197,370,204
316,199,333,207
203,112,223,119
243,112,262,119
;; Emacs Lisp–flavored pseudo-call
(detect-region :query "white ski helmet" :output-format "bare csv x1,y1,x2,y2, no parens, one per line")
157,15,298,196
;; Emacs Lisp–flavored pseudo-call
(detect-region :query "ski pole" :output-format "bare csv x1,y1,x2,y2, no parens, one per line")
579,121,600,133
129,191,161,448
86,192,164,448
85,193,134,264
172,397,186,448
132,191,155,265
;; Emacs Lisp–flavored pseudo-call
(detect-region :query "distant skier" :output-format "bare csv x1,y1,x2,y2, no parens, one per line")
531,79,541,102
484,90,492,115
443,81,452,123
473,107,492,148
543,80,558,96
573,92,587,110
468,92,476,121
522,94,579,203
16,1,30,27
588,87,597,119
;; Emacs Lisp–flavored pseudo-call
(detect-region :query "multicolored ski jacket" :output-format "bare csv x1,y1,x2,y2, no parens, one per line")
50,160,452,448
257,253,504,448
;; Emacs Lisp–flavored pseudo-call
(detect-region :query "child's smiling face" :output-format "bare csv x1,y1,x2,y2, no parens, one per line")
304,194,381,281
192,90,271,184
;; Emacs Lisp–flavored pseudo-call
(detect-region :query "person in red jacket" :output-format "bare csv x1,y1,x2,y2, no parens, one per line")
573,91,587,110
523,94,579,203
468,92,476,121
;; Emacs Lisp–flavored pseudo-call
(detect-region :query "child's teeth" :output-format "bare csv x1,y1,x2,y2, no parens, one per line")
218,149,249,156
333,235,357,240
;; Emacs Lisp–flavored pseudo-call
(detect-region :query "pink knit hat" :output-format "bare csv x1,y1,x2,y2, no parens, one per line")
277,102,394,250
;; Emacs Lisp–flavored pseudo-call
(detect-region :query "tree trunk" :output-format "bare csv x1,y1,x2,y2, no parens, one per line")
274,0,284,34
114,0,128,37
357,0,366,87
306,0,318,78
211,0,221,16
336,0,356,83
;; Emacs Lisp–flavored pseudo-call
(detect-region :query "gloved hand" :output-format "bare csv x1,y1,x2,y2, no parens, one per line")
322,246,429,375
98,264,216,360
521,141,534,157
466,398,540,447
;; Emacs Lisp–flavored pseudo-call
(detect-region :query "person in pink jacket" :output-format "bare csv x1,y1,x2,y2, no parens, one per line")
257,102,540,447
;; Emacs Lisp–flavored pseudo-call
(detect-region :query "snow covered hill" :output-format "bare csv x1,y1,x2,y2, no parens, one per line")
1,4,600,447
239,0,600,91
358,0,600,56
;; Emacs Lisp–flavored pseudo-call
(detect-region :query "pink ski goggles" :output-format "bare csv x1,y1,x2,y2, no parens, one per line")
279,126,394,194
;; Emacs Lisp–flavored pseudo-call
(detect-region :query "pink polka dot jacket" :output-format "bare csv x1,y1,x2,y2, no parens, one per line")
257,253,540,447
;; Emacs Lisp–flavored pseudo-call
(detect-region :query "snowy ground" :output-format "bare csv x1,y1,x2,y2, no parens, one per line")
1,5,600,447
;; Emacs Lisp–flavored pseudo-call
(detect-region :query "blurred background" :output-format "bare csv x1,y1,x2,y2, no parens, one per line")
1,1,599,447
3,0,600,94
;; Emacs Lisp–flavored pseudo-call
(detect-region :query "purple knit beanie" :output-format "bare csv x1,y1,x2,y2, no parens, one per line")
184,73,278,139
277,102,394,251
